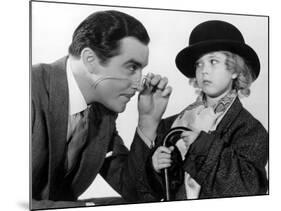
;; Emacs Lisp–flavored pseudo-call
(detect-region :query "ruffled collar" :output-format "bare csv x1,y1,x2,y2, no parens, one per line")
179,90,237,118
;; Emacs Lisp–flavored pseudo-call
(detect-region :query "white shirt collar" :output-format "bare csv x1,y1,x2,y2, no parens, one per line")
66,58,87,116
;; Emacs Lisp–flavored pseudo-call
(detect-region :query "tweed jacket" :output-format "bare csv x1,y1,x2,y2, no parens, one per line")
143,98,268,200
31,57,151,209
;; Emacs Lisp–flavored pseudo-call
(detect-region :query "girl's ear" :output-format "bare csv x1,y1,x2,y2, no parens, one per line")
80,47,99,74
232,73,238,79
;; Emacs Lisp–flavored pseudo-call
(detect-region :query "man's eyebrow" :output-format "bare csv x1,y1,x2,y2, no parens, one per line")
124,59,144,67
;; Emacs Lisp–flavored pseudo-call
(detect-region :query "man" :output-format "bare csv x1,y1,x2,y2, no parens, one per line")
31,10,172,209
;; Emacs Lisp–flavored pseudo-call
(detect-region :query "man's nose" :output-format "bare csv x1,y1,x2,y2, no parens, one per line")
135,70,142,82
131,71,143,90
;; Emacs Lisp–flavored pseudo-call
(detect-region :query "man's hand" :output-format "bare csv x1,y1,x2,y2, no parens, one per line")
152,146,174,173
137,73,172,140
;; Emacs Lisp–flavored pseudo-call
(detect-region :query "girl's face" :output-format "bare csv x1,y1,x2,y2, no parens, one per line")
195,51,237,99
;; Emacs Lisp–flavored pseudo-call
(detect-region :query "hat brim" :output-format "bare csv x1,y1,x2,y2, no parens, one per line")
175,40,260,80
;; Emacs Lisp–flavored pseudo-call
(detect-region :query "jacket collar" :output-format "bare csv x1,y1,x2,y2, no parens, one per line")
215,97,243,137
46,57,118,198
47,56,70,198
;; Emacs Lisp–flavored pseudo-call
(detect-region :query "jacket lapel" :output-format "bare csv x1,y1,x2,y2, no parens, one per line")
45,57,117,198
47,57,70,198
71,103,116,197
215,97,243,139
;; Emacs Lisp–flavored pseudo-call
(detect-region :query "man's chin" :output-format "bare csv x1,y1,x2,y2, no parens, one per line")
110,103,127,113
117,106,126,113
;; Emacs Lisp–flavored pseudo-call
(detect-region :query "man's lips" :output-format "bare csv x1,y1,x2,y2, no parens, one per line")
120,93,135,99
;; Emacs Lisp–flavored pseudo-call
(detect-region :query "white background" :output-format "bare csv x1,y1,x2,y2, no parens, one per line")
0,0,279,211
32,1,268,200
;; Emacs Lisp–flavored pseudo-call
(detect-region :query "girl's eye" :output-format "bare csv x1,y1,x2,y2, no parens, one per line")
195,61,203,68
210,59,219,65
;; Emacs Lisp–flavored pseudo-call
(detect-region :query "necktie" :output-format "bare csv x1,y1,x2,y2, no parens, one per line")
66,108,90,172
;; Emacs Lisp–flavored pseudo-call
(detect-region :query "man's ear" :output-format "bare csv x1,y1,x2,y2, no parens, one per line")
80,47,99,74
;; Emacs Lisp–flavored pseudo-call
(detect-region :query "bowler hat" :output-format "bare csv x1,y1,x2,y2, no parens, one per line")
175,20,260,80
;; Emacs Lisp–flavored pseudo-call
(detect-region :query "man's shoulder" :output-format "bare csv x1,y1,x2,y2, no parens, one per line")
32,61,53,97
32,63,49,84
31,57,67,102
32,57,67,78
32,57,67,83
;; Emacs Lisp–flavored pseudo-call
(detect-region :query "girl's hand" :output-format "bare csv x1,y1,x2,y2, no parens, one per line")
152,146,174,173
181,130,200,148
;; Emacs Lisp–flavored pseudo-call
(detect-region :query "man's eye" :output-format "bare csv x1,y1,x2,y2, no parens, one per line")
128,64,138,72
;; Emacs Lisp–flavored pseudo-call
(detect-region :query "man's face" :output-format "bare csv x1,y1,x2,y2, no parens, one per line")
93,37,149,113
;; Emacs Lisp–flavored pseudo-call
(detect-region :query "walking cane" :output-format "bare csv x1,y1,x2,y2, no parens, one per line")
162,127,190,201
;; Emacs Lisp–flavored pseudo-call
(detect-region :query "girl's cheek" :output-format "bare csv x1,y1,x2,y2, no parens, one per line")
196,78,202,86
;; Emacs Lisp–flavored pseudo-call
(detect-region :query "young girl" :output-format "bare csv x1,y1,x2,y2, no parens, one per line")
146,20,268,201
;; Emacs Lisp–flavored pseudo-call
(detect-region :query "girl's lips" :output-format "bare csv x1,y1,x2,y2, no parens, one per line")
202,79,212,85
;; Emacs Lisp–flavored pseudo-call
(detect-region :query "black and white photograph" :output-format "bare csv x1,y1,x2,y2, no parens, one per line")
30,0,269,210
6,0,281,211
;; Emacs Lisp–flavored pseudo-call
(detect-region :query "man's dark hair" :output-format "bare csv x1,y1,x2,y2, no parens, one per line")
68,10,150,64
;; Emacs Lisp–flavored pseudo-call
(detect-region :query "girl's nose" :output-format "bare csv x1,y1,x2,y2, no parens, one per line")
201,64,211,74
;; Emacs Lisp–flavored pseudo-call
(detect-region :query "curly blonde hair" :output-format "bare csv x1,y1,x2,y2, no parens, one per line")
189,51,254,97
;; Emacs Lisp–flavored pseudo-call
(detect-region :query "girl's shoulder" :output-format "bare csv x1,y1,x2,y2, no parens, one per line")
227,99,267,133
